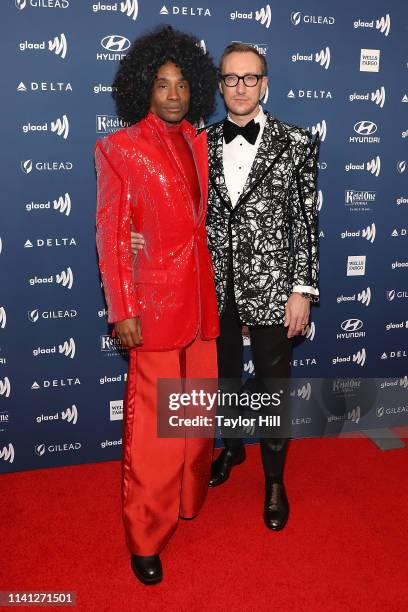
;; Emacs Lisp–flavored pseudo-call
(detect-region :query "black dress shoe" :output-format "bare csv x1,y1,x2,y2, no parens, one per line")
208,447,246,487
263,480,289,531
131,554,162,585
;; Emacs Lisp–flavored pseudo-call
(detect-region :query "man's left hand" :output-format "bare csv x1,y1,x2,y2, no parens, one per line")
284,293,311,338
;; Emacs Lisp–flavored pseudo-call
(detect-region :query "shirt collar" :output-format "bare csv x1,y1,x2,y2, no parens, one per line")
227,105,266,129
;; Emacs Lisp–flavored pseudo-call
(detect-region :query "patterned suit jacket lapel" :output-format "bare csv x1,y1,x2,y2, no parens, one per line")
207,121,233,211
233,114,290,212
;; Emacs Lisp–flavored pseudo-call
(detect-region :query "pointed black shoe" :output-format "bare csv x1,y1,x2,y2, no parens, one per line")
131,554,162,585
263,480,289,531
208,446,246,487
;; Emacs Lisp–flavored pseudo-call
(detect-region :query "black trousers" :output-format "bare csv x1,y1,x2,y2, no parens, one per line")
216,284,292,482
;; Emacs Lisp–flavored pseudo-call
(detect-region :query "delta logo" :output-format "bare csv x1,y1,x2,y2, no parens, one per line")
160,4,212,18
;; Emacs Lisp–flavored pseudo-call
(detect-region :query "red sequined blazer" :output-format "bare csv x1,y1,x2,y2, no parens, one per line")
95,112,219,351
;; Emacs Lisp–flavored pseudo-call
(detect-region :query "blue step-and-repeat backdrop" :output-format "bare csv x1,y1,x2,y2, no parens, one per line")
1,0,407,472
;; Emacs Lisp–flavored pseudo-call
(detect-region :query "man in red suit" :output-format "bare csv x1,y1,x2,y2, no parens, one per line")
95,26,219,585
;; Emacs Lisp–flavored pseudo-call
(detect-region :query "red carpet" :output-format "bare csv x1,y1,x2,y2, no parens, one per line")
1,436,407,611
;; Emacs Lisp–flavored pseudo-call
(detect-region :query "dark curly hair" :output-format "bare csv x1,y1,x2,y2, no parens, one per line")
112,25,217,125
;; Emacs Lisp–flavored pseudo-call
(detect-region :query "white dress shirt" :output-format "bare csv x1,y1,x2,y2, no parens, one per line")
222,105,318,297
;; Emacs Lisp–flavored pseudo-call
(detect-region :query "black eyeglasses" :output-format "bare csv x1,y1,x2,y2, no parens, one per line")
220,74,263,87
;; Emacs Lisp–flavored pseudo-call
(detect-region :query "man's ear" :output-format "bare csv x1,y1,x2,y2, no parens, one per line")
260,76,268,100
218,81,224,96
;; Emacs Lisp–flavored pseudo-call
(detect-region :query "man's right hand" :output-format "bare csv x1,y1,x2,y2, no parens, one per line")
131,231,145,255
114,317,143,347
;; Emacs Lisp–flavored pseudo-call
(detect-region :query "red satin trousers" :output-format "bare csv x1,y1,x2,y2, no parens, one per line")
121,336,217,555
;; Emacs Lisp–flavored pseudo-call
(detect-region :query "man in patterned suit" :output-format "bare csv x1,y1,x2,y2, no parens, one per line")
132,42,320,532
205,43,320,531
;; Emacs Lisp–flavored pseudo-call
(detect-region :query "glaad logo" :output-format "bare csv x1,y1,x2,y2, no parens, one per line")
354,14,391,37
36,405,78,425
306,120,327,142
332,348,366,366
348,406,361,424
110,400,123,421
340,223,376,243
26,193,71,216
385,320,408,331
292,47,331,70
291,11,335,26
92,0,138,20
350,120,380,143
33,338,76,358
230,5,271,29
360,49,380,73
22,115,69,139
347,256,366,277
316,190,323,212
397,161,406,174
0,443,14,463
301,322,315,341
19,34,67,59
345,156,381,176
0,377,11,398
336,287,371,306
0,306,6,328
160,4,211,17
28,266,74,289
391,260,408,270
98,35,130,61
292,383,312,401
349,87,386,107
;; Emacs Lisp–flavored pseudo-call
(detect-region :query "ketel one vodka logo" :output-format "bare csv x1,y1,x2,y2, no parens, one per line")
100,334,126,356
19,33,67,59
32,337,76,359
96,115,130,134
36,404,78,425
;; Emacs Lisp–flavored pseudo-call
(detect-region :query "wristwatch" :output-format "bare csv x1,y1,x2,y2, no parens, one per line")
299,292,318,303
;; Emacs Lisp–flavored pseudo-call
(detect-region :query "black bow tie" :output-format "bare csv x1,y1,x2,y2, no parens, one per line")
223,119,260,145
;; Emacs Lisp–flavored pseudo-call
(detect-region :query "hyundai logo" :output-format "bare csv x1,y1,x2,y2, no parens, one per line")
354,121,377,135
341,319,363,332
101,35,131,52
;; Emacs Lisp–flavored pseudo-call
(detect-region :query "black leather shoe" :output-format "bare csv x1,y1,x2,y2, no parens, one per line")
131,554,162,585
263,480,289,531
208,447,246,487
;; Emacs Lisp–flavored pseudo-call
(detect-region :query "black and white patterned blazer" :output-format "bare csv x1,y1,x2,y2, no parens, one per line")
204,111,320,326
